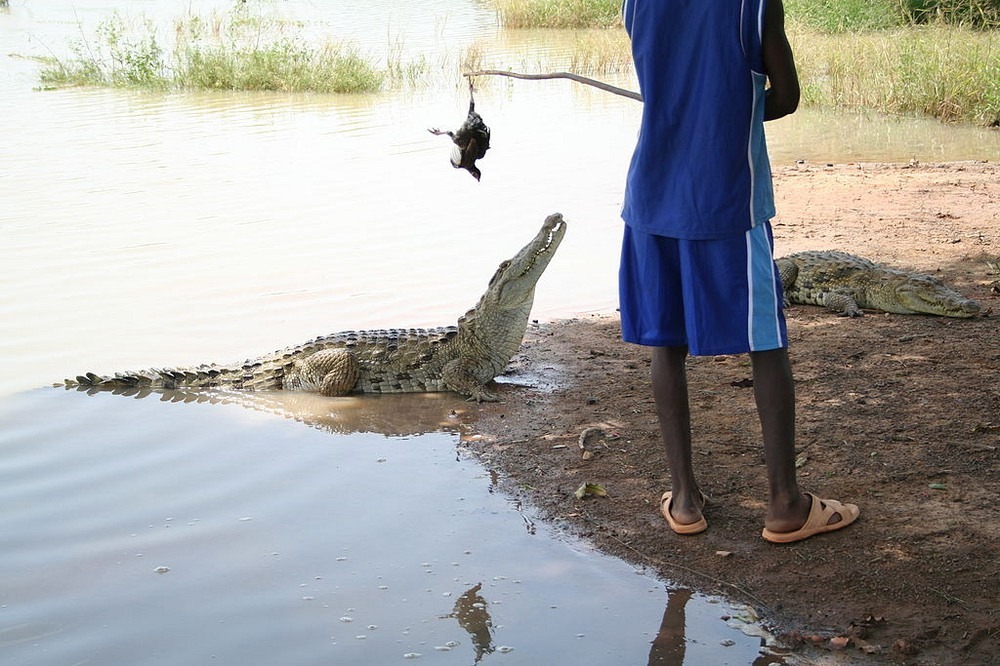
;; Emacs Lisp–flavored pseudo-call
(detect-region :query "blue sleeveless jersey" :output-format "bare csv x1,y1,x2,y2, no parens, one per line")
621,0,775,239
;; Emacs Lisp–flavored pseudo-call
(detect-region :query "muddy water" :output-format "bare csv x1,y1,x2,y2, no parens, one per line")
1,1,997,663
0,389,780,665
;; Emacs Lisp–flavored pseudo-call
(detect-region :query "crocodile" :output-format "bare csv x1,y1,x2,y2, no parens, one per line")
776,250,982,318
63,213,567,402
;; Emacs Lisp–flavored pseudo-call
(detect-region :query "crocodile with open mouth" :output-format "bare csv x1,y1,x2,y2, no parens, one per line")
64,213,567,402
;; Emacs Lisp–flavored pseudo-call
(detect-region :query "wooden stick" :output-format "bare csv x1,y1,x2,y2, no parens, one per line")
464,69,642,102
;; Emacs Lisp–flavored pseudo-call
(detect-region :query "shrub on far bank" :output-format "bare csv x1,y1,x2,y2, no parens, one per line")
494,0,622,29
791,24,999,125
785,0,1000,31
900,0,1000,29
40,11,387,93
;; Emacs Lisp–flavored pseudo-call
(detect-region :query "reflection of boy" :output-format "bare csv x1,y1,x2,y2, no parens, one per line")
619,0,859,542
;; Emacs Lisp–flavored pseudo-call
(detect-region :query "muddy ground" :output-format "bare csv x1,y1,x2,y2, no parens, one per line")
470,161,999,665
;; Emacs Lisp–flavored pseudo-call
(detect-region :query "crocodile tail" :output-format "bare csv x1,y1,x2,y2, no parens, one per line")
62,363,286,392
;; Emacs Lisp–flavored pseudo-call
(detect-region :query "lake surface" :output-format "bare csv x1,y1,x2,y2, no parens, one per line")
1,388,782,665
1,1,997,663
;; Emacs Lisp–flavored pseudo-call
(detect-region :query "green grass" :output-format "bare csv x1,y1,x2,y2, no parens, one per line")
785,0,1000,31
898,1,1000,29
791,24,999,125
494,0,623,29
493,0,1000,30
178,40,385,93
40,10,392,93
784,0,903,32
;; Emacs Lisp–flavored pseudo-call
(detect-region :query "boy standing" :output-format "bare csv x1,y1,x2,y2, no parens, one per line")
619,0,858,542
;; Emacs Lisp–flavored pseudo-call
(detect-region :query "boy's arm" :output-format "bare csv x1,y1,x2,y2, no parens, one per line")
762,0,800,121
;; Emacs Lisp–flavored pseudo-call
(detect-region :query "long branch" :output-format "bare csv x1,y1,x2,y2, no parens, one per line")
464,69,642,102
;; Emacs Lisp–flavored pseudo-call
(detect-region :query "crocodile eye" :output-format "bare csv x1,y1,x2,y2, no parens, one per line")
488,261,511,287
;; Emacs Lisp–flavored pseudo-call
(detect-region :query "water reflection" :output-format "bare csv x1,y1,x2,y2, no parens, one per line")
649,588,787,666
447,582,496,663
648,587,693,665
62,384,481,437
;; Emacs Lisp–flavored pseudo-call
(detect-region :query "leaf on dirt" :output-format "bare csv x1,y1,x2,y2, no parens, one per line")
795,453,808,468
928,483,948,490
574,482,607,500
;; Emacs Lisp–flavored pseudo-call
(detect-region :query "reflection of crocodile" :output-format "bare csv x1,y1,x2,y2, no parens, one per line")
63,214,567,402
70,387,481,439
776,251,982,318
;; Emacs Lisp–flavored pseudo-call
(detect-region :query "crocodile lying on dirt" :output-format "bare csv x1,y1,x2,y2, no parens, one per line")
63,213,567,402
776,250,982,318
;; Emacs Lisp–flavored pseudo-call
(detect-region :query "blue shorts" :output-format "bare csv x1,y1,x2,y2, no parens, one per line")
618,222,787,355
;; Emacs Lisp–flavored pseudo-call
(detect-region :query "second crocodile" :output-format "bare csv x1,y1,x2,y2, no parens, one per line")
776,250,982,318
64,213,567,402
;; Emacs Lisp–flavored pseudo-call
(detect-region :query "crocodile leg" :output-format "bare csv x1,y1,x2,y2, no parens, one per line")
776,259,797,308
822,291,864,317
776,258,798,291
441,358,499,403
294,349,361,396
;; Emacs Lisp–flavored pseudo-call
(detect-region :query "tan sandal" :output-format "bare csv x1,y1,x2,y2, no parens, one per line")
660,491,709,535
762,493,859,544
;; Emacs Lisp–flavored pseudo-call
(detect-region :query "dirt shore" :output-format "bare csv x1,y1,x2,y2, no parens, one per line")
470,161,999,665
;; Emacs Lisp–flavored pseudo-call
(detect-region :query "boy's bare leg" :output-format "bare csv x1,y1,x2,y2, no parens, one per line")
651,345,704,525
752,348,837,532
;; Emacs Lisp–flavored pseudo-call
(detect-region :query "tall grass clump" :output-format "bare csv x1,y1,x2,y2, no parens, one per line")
786,0,1000,30
40,9,388,93
791,25,999,125
899,0,1000,28
785,0,903,32
495,0,623,29
175,12,384,93
567,30,632,74
40,14,170,88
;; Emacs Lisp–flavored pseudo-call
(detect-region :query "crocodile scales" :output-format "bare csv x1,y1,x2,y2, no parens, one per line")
776,250,981,318
64,213,567,402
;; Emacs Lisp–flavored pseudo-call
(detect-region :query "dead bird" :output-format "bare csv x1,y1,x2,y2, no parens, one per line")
428,80,491,181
